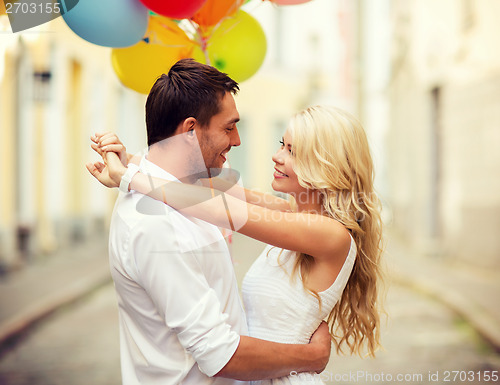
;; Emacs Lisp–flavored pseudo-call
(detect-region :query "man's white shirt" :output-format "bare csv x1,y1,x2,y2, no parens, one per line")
108,156,248,385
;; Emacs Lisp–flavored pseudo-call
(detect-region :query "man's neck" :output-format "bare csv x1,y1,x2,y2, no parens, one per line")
146,143,204,184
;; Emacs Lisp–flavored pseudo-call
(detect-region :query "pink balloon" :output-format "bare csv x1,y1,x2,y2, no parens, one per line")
270,0,312,5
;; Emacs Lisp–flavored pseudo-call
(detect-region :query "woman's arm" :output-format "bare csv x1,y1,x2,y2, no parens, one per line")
87,141,347,262
200,173,291,212
123,161,347,262
88,151,347,261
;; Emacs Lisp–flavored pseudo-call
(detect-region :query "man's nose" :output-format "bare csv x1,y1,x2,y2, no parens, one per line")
231,127,241,147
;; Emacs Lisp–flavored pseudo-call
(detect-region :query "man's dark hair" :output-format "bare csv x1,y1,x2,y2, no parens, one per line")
145,58,239,147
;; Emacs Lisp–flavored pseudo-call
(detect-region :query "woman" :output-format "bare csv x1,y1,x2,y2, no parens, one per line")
87,105,384,384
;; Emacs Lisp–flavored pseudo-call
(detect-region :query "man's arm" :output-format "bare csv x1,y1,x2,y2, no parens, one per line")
216,322,331,381
131,217,330,381
132,216,331,381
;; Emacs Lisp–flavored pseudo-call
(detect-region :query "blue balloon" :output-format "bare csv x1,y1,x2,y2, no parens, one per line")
61,0,149,48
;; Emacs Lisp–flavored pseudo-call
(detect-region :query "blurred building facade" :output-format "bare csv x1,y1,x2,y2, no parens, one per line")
231,0,363,191
387,0,500,267
0,17,147,271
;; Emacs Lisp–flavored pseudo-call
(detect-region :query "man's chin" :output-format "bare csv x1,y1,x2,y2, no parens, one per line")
185,167,223,180
207,167,223,177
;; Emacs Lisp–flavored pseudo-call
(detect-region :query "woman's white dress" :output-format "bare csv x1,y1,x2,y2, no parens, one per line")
241,235,357,385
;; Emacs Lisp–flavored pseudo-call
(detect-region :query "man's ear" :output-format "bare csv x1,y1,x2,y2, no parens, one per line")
180,117,197,136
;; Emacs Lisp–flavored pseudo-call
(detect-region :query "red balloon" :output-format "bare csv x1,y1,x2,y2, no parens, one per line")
139,0,207,19
271,0,312,4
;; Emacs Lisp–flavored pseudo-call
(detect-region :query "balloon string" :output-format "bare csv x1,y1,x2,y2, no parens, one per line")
207,1,244,40
196,12,242,53
187,2,247,66
200,30,210,65
186,19,211,65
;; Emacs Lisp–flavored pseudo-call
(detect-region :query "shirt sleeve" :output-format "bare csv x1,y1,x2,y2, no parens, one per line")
129,214,240,377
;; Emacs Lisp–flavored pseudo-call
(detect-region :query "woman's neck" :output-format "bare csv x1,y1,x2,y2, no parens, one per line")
291,191,323,214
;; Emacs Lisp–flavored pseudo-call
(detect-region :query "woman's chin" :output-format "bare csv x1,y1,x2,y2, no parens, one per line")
271,180,284,193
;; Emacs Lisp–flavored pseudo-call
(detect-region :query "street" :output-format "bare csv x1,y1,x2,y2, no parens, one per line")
0,234,499,385
0,285,120,385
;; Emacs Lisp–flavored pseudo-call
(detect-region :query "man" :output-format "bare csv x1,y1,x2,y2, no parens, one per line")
88,59,330,384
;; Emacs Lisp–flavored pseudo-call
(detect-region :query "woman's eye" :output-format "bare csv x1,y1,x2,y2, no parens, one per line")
279,140,284,147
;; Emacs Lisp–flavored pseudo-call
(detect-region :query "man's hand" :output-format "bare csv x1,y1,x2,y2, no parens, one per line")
309,321,332,373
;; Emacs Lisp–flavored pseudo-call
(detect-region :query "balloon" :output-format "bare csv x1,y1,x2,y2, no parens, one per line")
1,1,16,16
139,0,207,19
62,0,148,47
192,10,266,83
191,0,244,27
112,17,194,94
270,0,312,4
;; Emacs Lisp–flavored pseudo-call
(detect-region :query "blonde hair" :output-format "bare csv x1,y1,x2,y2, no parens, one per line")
287,105,384,357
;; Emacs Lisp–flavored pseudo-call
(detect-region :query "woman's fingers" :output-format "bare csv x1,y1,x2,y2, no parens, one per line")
94,161,105,172
93,132,122,148
91,132,128,169
86,161,118,188
99,133,122,146
91,142,103,156
101,144,124,153
86,162,102,179
92,136,125,155
94,132,111,140
86,162,96,175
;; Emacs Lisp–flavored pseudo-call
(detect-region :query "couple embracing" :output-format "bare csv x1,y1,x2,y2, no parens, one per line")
87,59,383,385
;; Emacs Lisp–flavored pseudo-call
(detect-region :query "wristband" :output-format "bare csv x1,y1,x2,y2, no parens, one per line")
119,163,140,193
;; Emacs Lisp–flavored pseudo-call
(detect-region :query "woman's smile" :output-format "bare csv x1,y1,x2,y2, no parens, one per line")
273,168,289,178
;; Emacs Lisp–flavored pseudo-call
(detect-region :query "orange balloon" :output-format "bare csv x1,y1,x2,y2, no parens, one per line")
1,1,17,16
191,0,244,27
148,15,193,47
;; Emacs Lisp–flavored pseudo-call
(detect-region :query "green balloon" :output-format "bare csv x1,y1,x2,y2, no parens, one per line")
193,10,267,82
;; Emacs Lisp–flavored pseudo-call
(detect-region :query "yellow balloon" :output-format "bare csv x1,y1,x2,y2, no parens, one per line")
192,10,266,83
112,17,194,94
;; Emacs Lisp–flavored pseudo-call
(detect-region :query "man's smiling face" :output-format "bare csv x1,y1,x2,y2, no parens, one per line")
197,92,241,175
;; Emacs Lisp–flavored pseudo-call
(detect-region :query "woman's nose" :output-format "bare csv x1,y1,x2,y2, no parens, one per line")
272,149,285,164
